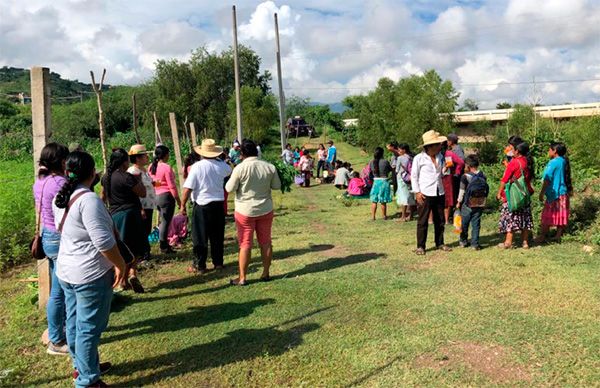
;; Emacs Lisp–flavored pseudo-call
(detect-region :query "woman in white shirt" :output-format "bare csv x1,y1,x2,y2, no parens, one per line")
53,151,126,387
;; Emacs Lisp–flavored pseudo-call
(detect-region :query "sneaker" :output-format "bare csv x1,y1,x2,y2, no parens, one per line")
73,362,112,381
86,379,109,387
47,341,69,356
128,276,145,294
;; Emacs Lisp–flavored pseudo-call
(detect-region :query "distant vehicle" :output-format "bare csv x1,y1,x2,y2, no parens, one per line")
286,116,315,138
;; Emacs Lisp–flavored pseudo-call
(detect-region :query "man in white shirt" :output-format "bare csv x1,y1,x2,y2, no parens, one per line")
281,143,294,165
181,139,232,273
411,130,452,255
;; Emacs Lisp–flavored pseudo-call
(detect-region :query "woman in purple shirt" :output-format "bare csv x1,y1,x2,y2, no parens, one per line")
32,142,69,356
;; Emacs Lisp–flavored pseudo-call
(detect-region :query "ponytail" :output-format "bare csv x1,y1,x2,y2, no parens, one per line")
516,142,535,180
373,147,384,176
150,145,169,175
55,151,95,208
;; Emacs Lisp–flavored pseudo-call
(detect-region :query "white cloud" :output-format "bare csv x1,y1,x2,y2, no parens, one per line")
0,0,599,107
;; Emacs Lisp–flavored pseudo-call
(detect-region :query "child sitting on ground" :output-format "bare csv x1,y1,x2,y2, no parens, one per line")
456,155,489,250
347,171,366,197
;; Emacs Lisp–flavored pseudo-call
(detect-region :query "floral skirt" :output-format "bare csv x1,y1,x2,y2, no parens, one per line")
370,178,392,204
396,178,415,206
541,195,570,227
498,202,534,233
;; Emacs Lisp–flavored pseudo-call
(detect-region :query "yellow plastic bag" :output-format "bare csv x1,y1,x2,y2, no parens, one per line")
453,209,462,234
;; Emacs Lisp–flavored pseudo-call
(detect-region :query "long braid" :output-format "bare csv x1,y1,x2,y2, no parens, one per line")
55,175,82,209
104,148,129,204
55,151,95,209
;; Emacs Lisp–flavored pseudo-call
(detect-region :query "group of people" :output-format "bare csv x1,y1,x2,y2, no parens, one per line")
362,130,572,255
33,138,280,387
282,140,337,187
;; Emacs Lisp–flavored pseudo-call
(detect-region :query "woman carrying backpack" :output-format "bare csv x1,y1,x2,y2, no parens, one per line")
535,142,573,244
496,142,535,249
396,143,415,221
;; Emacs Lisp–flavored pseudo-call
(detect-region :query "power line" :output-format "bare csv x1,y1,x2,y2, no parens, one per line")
285,77,600,91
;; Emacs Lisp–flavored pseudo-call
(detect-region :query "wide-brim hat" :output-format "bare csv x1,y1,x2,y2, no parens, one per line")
420,130,447,147
128,144,152,156
194,139,223,158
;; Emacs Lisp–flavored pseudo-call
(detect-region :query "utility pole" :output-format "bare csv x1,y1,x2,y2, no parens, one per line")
132,93,140,143
274,12,287,152
232,5,243,142
30,67,52,311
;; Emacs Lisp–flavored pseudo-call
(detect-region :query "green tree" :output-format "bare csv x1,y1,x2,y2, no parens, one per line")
496,102,512,109
458,98,479,111
228,86,278,144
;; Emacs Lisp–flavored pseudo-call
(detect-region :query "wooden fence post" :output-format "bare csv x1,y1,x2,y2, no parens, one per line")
168,113,185,190
90,69,108,172
189,122,198,146
30,67,52,311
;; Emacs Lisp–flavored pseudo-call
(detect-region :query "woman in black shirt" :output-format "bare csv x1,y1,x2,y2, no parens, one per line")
101,148,147,293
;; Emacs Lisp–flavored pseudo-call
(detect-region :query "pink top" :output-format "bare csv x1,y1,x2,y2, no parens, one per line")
317,149,327,161
168,214,188,246
149,162,178,197
347,177,366,196
33,174,67,232
444,150,465,176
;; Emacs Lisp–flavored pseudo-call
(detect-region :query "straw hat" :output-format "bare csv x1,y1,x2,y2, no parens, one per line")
420,130,447,147
128,144,152,155
194,139,223,158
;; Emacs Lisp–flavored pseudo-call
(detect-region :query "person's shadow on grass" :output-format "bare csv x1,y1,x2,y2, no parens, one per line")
104,299,275,344
112,322,320,386
275,252,386,279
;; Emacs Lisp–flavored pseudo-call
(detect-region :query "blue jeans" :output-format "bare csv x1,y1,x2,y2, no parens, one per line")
460,206,483,247
42,228,66,344
60,270,113,388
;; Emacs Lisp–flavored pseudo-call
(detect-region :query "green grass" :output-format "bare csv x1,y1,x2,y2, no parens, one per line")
0,143,599,386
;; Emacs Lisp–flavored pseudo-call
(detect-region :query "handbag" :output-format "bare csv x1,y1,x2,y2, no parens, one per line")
505,160,531,212
31,179,49,260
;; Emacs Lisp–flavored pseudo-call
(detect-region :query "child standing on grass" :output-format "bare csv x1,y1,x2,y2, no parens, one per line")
299,150,315,187
456,155,489,250
535,142,573,244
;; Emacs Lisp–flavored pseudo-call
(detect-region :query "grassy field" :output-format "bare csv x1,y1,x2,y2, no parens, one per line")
1,142,599,387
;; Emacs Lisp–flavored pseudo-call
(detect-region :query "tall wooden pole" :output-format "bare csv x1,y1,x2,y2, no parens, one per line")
153,111,162,145
168,112,185,190
232,5,243,141
274,13,287,152
190,122,198,146
132,93,140,143
30,67,51,311
90,69,108,172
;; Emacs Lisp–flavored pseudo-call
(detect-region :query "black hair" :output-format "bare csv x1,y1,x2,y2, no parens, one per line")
183,150,201,179
465,155,480,168
550,142,572,193
508,136,523,148
55,151,95,209
103,148,129,201
38,142,69,177
398,143,414,157
318,143,325,150
335,160,343,168
388,141,399,148
373,147,384,176
286,143,292,149
304,149,311,156
150,145,170,175
515,142,535,179
241,139,259,157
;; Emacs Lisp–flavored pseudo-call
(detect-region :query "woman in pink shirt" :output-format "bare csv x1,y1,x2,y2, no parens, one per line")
149,145,181,253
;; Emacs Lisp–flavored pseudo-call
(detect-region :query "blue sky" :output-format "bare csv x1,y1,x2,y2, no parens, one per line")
2,0,600,108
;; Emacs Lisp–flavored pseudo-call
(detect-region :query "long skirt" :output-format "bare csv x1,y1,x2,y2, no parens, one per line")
498,202,534,233
442,175,455,207
396,177,415,206
541,195,569,227
112,207,148,258
370,178,392,204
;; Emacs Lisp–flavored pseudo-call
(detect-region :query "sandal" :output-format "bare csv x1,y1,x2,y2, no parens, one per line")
128,276,145,294
229,278,249,286
438,245,452,252
415,248,426,256
497,243,513,249
522,242,530,250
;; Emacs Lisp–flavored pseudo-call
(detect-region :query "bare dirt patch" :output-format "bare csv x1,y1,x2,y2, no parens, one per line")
414,342,531,383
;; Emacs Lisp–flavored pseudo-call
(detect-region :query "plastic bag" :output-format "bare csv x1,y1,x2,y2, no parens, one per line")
453,209,462,234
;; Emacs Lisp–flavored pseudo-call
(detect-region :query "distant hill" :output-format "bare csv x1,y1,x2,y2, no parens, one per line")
0,67,109,102
310,101,348,114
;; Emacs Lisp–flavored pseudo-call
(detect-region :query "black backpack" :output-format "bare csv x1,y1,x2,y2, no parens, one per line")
464,172,489,206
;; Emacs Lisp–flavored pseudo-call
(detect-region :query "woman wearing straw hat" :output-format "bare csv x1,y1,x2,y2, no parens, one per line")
180,139,232,274
127,144,156,263
411,130,453,255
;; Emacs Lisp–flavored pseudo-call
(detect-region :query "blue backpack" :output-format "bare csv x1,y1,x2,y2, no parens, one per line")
464,172,489,207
